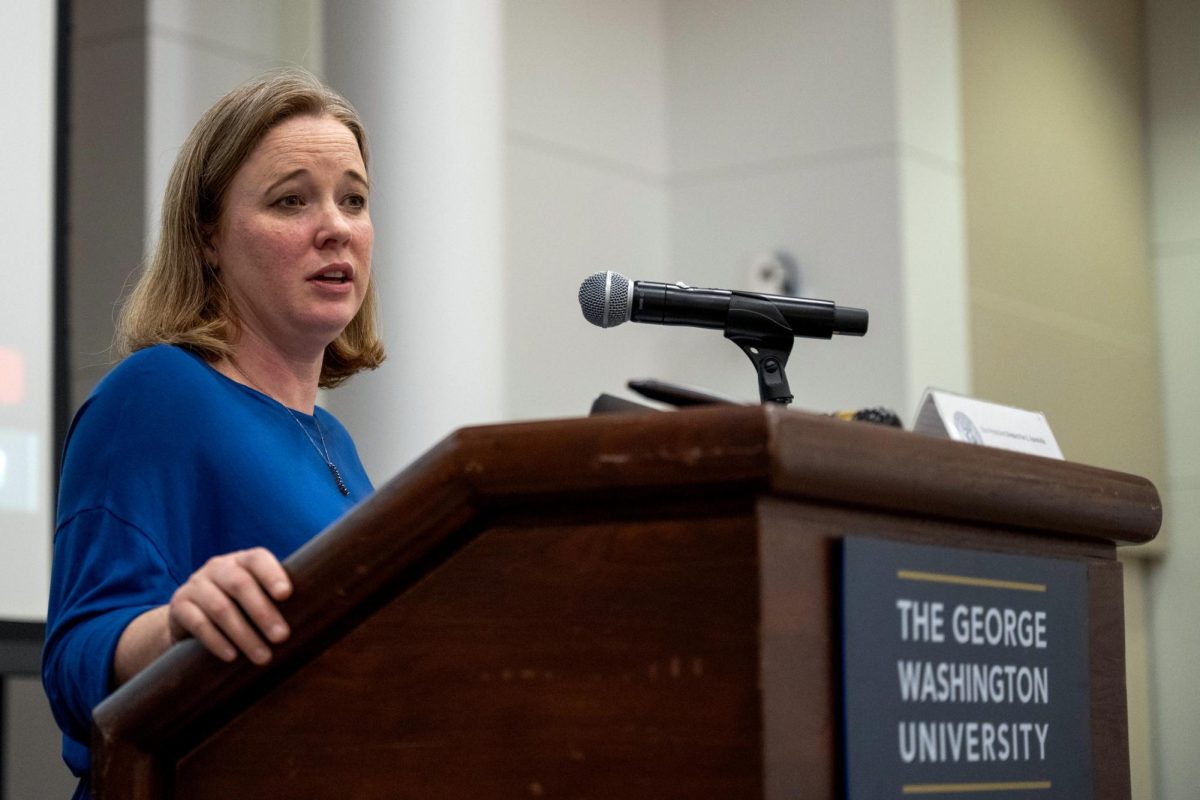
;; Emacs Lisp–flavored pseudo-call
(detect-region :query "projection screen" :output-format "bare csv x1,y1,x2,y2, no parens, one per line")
0,1,57,622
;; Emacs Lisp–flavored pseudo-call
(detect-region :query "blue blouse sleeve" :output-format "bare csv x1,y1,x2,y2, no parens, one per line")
41,346,204,778
42,506,182,776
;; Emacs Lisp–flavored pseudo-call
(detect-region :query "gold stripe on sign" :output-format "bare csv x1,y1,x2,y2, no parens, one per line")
902,781,1052,795
897,569,1046,593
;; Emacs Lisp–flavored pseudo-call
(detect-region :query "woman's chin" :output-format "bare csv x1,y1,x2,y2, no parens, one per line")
298,305,361,344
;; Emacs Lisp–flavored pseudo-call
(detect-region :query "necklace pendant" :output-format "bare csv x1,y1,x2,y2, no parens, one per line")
329,462,350,496
272,396,351,498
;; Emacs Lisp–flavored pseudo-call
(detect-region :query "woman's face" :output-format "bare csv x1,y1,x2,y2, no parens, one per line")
205,114,372,359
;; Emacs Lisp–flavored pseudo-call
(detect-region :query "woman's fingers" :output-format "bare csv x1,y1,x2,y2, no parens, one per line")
237,547,294,602
173,574,271,664
169,595,238,662
191,573,274,664
223,550,291,644
168,548,293,664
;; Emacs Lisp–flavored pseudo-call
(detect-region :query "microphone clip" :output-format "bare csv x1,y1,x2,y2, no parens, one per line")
723,292,795,406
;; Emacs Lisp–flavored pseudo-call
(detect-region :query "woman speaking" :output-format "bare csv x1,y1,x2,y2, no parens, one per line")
42,69,384,799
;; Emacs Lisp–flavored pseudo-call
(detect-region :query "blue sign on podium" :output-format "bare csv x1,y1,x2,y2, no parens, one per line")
841,537,1091,798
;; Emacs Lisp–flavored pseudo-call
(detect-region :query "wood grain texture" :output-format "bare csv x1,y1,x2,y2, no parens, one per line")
765,407,1161,544
88,737,163,800
175,512,763,798
88,406,1160,799
1088,561,1130,800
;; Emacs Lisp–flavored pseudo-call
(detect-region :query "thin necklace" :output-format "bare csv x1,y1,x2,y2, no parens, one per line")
227,360,350,497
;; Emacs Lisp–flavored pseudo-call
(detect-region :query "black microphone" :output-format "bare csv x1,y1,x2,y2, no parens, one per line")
577,271,868,339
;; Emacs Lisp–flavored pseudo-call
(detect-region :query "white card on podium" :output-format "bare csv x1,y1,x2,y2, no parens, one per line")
912,389,1064,460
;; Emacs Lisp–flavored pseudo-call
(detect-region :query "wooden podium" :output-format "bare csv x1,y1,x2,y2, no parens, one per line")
90,405,1160,799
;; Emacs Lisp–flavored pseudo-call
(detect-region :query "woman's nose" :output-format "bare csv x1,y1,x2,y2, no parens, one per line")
315,200,353,247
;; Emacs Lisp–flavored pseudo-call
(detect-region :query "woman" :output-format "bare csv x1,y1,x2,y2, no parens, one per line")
42,69,384,798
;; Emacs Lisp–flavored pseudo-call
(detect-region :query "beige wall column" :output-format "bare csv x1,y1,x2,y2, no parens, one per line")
324,0,505,479
1146,0,1200,795
959,1,1164,795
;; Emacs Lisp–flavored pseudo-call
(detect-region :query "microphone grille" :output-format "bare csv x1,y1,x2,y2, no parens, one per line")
578,271,631,328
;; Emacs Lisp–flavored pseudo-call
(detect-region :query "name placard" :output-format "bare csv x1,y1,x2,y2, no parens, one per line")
913,389,1064,460
841,537,1091,798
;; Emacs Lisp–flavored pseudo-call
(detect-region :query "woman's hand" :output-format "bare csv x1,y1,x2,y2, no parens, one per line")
114,547,293,686
167,547,293,664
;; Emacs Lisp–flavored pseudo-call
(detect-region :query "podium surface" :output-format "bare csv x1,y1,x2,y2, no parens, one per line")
91,405,1160,799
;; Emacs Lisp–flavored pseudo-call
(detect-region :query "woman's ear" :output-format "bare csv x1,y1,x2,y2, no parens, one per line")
201,225,219,269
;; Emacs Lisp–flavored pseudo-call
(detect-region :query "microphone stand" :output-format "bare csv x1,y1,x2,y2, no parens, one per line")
723,293,795,405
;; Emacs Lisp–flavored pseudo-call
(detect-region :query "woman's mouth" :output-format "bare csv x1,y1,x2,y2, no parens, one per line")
309,264,354,285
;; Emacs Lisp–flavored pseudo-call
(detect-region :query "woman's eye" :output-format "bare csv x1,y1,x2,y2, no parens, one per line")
345,194,367,210
275,194,303,208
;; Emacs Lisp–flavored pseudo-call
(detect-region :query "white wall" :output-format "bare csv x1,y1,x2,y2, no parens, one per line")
505,0,967,419
665,0,911,412
504,0,672,420
893,1,969,409
1146,0,1200,795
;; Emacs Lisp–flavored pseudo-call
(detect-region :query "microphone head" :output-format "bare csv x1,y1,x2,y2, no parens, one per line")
578,271,633,328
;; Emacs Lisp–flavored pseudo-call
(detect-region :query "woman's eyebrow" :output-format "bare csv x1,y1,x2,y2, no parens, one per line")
263,168,307,196
263,168,369,195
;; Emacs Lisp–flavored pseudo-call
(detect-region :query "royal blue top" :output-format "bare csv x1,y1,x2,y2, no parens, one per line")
42,344,372,798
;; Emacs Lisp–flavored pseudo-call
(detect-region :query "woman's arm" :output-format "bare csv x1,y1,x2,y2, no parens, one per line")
112,547,293,685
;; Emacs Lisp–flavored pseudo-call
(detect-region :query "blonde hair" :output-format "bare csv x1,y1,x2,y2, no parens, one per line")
117,68,385,388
